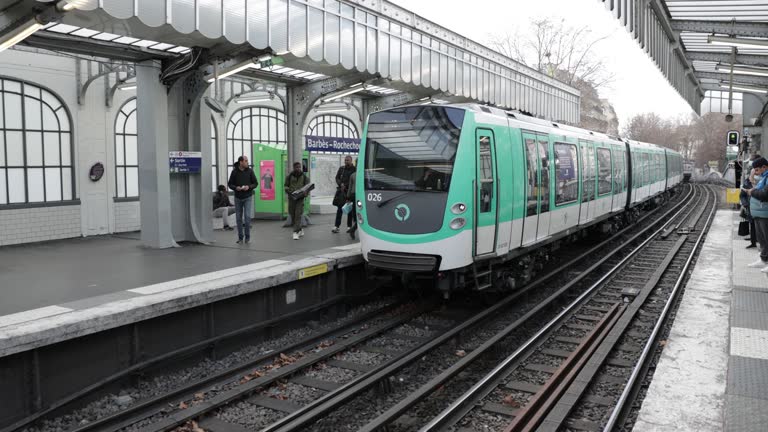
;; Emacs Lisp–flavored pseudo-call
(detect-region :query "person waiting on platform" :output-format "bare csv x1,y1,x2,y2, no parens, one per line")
347,168,358,240
743,157,768,272
285,162,310,240
333,155,356,234
212,185,236,231
228,156,258,244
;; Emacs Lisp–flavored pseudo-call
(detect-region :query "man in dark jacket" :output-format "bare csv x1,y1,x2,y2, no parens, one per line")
228,155,258,244
745,157,768,272
333,155,356,233
285,162,310,240
213,185,235,231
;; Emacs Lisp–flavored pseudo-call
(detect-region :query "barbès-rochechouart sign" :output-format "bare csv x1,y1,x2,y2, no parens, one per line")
305,135,361,153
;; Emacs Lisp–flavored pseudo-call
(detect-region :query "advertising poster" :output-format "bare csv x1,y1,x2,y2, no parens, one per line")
260,160,275,201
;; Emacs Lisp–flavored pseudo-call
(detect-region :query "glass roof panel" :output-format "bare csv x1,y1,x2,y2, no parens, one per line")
36,24,189,54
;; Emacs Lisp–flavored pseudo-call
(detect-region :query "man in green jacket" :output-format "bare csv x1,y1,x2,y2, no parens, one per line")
285,162,310,240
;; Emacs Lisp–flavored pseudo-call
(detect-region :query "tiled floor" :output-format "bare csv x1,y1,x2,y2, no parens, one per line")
727,212,768,432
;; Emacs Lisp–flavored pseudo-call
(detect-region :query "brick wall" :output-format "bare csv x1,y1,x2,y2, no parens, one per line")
114,201,140,233
0,205,81,246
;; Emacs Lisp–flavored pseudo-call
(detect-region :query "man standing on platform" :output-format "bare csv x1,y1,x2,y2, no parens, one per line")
745,157,768,272
228,155,258,244
333,155,356,233
285,162,310,240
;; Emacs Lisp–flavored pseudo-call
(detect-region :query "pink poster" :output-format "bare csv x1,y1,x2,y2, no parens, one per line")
259,160,275,201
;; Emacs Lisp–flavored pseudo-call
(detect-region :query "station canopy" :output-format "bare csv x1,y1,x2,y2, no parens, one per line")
1,0,582,123
597,0,768,114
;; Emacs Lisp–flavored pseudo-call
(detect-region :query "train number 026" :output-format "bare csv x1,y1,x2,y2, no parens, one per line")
367,193,382,202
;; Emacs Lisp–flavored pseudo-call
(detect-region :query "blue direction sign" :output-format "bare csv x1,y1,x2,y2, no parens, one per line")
305,135,361,153
169,151,202,173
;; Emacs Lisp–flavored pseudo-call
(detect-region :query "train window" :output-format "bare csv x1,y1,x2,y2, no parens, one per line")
364,106,464,192
554,143,578,205
597,148,612,195
641,153,651,186
525,138,538,217
478,135,493,213
611,146,622,193
539,139,550,213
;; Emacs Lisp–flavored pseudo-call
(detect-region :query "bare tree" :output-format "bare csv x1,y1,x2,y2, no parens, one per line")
488,18,614,89
488,18,617,133
623,112,740,170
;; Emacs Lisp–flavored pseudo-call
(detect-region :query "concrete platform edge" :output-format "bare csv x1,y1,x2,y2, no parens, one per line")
633,210,732,432
0,247,362,357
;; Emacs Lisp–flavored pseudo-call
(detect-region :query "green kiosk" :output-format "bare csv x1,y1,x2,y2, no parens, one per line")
252,144,310,220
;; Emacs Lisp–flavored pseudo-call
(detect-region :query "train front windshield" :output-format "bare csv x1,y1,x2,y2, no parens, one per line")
364,106,465,193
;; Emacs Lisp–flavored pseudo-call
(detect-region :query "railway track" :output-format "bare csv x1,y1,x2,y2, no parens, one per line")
417,185,717,432
19,186,696,432
131,187,692,432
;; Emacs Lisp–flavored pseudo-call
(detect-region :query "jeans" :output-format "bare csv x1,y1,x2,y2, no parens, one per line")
234,196,253,240
289,198,304,233
213,206,236,227
755,217,768,263
335,205,354,228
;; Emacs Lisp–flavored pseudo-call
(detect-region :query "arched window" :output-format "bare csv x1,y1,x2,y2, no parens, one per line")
0,79,73,205
114,98,138,198
211,118,218,192
307,114,359,139
227,107,286,167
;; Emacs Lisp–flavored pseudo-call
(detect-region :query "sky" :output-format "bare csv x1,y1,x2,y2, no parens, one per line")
389,0,696,129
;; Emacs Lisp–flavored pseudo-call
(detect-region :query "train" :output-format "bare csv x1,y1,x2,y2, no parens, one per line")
683,160,694,182
354,104,683,293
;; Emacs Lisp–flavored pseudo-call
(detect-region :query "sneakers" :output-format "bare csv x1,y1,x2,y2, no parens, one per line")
748,259,766,268
293,232,300,240
245,237,250,244
762,266,768,274
223,226,234,231
236,239,243,244
747,244,757,249
332,227,340,233
299,229,305,238
346,226,352,233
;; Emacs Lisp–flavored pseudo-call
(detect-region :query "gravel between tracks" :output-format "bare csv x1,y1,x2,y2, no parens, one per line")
21,300,393,432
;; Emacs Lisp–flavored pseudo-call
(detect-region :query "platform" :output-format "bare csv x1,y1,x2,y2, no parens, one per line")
634,210,768,432
0,214,361,354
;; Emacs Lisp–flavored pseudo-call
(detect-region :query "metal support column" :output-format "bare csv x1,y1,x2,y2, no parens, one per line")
137,60,178,249
165,71,214,244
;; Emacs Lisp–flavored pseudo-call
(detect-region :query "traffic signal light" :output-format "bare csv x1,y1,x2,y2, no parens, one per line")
728,130,740,146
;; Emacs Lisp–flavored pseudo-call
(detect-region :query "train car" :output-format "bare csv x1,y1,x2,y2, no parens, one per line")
683,159,694,182
356,104,682,293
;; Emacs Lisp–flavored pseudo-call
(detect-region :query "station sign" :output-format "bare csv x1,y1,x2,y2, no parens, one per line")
169,151,202,173
305,135,361,153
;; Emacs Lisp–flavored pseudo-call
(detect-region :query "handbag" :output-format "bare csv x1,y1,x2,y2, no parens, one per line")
738,220,750,237
332,188,345,207
342,202,353,215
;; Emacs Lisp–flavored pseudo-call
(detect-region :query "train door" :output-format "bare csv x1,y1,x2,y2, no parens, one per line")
579,141,596,223
536,134,552,241
475,130,498,256
522,132,539,246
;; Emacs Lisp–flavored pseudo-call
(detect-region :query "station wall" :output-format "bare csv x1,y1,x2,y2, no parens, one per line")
0,48,362,247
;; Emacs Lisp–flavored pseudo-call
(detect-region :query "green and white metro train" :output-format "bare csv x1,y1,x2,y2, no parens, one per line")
354,104,683,293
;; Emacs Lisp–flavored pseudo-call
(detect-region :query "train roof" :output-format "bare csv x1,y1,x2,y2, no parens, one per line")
379,103,681,156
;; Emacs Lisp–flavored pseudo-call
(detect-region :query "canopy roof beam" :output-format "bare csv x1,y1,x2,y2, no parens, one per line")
671,19,768,38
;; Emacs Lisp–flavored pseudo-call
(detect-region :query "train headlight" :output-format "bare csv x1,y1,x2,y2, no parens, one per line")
450,217,466,230
451,203,467,215
357,212,364,225
357,200,362,208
